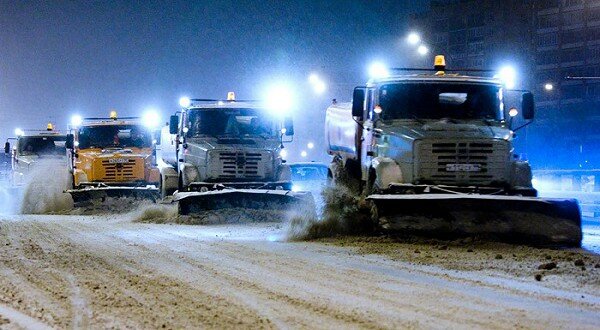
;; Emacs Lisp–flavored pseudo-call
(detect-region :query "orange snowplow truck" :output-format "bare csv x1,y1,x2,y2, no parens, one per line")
65,111,160,204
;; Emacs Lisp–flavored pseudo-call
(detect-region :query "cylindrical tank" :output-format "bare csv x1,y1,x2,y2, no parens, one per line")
325,102,359,160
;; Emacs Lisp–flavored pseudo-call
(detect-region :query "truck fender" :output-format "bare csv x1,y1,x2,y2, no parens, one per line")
73,169,88,187
179,162,200,187
371,157,403,190
278,164,291,182
510,161,533,188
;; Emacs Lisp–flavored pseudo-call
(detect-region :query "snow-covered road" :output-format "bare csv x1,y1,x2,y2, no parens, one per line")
0,213,598,329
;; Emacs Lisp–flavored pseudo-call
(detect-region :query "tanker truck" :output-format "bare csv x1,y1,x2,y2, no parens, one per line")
325,55,582,246
159,92,314,216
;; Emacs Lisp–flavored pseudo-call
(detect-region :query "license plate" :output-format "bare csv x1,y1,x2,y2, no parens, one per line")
109,158,129,164
446,163,481,172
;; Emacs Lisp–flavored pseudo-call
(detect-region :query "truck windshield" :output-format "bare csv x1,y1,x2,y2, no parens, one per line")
18,136,67,156
78,125,152,149
378,83,503,121
186,108,276,138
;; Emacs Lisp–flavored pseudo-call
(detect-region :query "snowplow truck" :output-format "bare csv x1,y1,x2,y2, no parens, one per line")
4,123,67,187
159,93,314,216
325,56,582,247
64,112,160,204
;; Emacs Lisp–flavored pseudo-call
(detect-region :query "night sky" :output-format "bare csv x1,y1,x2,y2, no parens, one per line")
0,1,428,159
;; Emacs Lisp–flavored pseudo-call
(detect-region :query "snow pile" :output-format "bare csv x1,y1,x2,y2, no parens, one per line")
19,161,74,214
285,184,374,241
132,203,178,223
0,184,19,214
71,198,157,216
133,206,295,225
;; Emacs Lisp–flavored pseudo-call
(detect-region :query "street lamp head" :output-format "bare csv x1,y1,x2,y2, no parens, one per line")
313,80,326,94
509,107,519,117
417,45,429,56
544,83,554,91
407,32,420,45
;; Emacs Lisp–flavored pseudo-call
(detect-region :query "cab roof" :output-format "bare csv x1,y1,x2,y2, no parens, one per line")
368,73,503,87
79,118,142,127
186,101,265,111
20,130,66,138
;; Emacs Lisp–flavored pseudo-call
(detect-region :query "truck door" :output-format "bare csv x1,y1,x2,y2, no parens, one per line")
177,111,186,169
360,88,375,181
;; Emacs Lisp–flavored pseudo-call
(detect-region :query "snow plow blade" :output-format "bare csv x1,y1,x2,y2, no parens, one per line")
368,194,582,247
66,186,160,205
174,189,316,217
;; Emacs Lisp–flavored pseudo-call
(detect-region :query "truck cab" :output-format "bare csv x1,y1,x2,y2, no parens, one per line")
163,94,294,193
327,56,536,196
4,124,67,186
65,111,160,202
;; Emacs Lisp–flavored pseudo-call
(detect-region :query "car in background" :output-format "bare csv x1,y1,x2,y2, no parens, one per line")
289,162,328,189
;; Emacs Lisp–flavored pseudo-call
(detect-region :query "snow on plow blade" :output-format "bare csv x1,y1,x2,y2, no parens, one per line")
66,186,160,204
174,189,316,217
368,194,582,247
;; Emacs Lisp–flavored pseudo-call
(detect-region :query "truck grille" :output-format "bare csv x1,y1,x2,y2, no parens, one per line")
97,159,143,182
210,151,271,180
415,140,509,186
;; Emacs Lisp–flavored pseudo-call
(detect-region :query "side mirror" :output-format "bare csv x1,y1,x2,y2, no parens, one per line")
352,87,366,119
169,115,179,135
521,92,534,120
4,142,9,154
65,134,74,149
284,117,294,136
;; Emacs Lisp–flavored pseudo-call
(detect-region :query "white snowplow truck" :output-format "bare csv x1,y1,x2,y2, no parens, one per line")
326,56,582,247
4,124,67,187
160,93,314,216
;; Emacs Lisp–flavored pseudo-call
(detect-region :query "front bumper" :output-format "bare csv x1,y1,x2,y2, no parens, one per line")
65,183,159,203
385,183,537,196
187,181,292,191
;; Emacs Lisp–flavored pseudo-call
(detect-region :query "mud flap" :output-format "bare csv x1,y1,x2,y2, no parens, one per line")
66,187,160,205
174,189,316,218
368,194,582,247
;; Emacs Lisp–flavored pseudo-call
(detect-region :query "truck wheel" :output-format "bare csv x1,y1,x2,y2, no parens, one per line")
365,169,378,196
160,175,176,199
178,175,185,192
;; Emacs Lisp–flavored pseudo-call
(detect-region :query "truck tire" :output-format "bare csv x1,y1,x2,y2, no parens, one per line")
178,175,185,192
160,174,175,199
365,168,381,196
